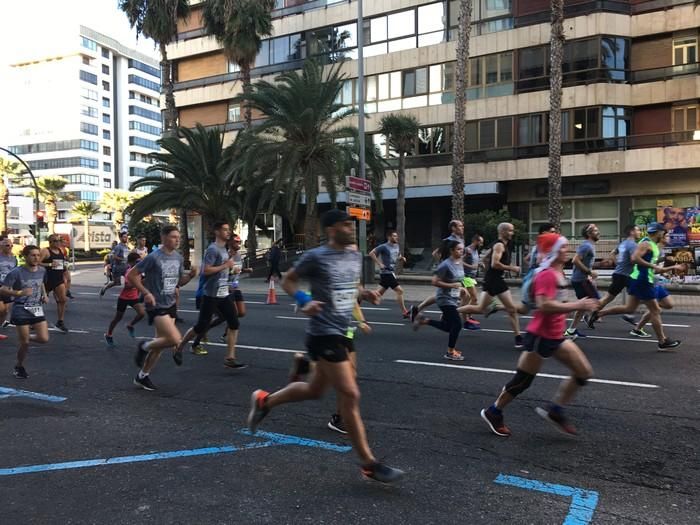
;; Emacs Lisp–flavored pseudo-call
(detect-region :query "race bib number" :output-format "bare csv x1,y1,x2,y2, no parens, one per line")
24,305,44,317
163,277,178,294
449,287,461,298
52,260,64,270
216,281,229,297
332,288,357,314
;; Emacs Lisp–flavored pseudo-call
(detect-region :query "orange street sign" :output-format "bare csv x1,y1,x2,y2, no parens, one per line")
348,207,371,221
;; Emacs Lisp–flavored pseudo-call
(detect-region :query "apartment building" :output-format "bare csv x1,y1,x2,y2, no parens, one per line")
168,0,700,249
6,26,161,226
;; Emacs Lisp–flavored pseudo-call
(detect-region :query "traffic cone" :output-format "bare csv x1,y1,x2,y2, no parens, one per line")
266,277,278,305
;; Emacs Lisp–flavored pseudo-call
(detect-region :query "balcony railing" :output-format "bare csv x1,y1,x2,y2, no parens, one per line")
631,62,700,83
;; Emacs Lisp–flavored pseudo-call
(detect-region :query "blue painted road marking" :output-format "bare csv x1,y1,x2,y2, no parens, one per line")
0,429,350,477
0,387,66,403
494,474,599,525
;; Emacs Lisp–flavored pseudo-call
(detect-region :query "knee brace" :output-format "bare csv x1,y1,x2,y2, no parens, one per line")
504,369,535,398
575,376,589,386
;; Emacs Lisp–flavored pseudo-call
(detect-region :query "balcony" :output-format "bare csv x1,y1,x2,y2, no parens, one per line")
631,62,700,83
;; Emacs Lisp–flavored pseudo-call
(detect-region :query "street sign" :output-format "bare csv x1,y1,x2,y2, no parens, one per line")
347,191,371,207
348,207,371,221
346,176,371,194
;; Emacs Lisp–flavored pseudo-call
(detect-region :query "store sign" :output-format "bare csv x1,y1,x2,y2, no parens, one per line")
69,225,115,250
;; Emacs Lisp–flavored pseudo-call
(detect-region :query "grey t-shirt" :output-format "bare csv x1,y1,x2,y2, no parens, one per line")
4,266,47,321
614,239,637,277
111,242,130,273
571,240,596,282
375,242,399,274
135,248,184,309
228,252,244,289
294,245,362,337
202,242,230,298
0,254,18,282
434,258,464,308
463,246,478,277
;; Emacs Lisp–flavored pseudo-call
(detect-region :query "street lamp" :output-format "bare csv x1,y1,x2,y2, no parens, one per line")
0,146,42,244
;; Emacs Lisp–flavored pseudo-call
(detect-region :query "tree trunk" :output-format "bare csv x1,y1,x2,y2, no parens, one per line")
160,43,178,135
451,0,472,224
548,0,565,231
396,153,407,272
303,173,319,249
0,177,8,235
242,63,252,130
46,198,57,235
246,215,258,266
83,219,91,252
179,208,191,268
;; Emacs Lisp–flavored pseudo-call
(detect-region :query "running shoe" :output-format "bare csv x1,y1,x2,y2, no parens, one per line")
126,325,136,338
66,290,74,299
219,334,227,344
191,344,209,356
172,349,183,366
444,350,464,361
621,314,636,326
288,352,311,383
361,462,405,484
99,285,107,297
630,328,652,338
104,333,115,348
409,305,418,323
535,407,577,436
514,334,524,349
55,321,69,334
564,328,586,340
0,333,7,340
327,413,348,434
585,311,599,329
134,341,148,368
413,315,427,332
224,358,248,370
480,408,511,437
133,374,156,391
2,320,12,328
484,301,499,318
657,339,681,351
464,319,481,331
13,366,28,379
247,389,270,432
402,310,410,320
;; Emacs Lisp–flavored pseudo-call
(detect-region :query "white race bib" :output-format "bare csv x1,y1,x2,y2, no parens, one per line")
332,288,357,315
216,282,229,297
24,305,44,317
449,287,461,298
163,276,178,294
52,260,64,270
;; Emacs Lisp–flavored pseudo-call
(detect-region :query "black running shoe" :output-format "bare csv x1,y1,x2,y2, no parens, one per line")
327,413,348,434
657,339,681,351
224,358,248,370
99,285,107,297
66,290,74,299
55,321,69,334
409,305,418,323
13,366,28,379
535,407,577,436
134,341,148,368
133,374,156,391
480,408,511,437
361,462,405,483
172,350,183,366
247,389,270,432
586,311,599,329
621,314,636,326
514,334,524,349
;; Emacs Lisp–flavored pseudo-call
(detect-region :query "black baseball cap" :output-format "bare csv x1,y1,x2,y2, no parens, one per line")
321,209,353,228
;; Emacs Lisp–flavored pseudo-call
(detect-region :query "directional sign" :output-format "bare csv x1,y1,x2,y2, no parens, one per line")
348,207,371,221
347,191,371,207
346,176,371,194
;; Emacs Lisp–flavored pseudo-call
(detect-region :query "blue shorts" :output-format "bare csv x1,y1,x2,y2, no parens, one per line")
628,280,656,301
655,285,669,301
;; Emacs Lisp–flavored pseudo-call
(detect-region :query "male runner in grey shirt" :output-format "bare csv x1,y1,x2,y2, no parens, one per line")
369,230,408,318
101,232,130,295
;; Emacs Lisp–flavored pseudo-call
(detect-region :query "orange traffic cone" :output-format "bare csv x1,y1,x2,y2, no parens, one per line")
266,277,278,305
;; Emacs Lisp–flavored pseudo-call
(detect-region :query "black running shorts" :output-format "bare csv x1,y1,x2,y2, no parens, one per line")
305,334,352,363
483,276,508,296
379,273,400,290
607,273,629,297
117,297,142,313
146,304,177,325
523,332,564,358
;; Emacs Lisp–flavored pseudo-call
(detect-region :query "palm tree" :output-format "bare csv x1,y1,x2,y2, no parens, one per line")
119,0,190,133
0,158,22,235
127,124,239,264
379,114,419,266
34,176,71,235
451,0,473,224
548,0,565,231
202,0,275,129
99,190,139,235
234,60,359,248
70,202,100,252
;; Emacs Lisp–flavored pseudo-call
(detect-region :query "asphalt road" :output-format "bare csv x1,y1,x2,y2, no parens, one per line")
1,266,698,524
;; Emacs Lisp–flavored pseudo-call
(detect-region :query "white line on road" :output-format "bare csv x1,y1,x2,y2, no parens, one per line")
48,328,90,334
395,359,660,389
205,342,299,354
275,316,405,327
424,311,689,328
474,327,658,343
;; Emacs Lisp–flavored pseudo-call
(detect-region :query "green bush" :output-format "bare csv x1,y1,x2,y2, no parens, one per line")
463,210,528,247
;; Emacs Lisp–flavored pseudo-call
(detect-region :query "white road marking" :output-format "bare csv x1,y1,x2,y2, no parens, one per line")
275,316,405,327
48,328,89,334
395,359,660,389
187,298,267,305
204,342,299,354
474,327,658,343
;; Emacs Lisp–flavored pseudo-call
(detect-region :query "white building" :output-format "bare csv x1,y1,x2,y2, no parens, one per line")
5,25,161,228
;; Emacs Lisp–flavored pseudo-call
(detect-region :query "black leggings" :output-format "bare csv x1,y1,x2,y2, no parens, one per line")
428,304,462,348
194,295,239,334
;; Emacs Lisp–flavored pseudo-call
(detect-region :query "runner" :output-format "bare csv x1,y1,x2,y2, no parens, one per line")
591,223,681,350
100,232,130,296
457,223,526,348
414,239,466,361
585,225,641,330
133,235,149,260
60,238,74,299
104,252,145,347
564,224,600,340
480,233,597,437
40,235,69,333
176,222,247,369
129,225,197,391
247,209,404,483
369,230,409,318
409,219,465,321
0,237,17,337
462,234,484,330
0,245,50,379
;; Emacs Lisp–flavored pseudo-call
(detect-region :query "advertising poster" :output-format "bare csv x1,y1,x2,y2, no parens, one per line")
631,209,655,237
656,206,688,247
685,207,700,246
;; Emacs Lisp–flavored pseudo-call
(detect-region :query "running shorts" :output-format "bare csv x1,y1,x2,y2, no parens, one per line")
655,285,669,301
146,304,177,325
628,280,656,301
46,275,65,293
483,275,508,296
231,289,244,302
572,280,600,300
305,334,351,363
607,273,629,297
523,332,564,358
379,273,400,290
117,297,142,313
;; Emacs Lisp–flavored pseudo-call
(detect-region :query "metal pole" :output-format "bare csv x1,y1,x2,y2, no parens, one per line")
357,0,367,255
0,146,41,245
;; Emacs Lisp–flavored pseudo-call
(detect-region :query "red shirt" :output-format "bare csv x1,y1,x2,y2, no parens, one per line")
119,266,140,301
526,268,568,339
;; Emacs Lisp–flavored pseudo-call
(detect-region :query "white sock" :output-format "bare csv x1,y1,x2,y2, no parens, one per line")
138,370,148,379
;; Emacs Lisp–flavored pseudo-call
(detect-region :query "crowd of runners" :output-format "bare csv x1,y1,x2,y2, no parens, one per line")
0,209,687,483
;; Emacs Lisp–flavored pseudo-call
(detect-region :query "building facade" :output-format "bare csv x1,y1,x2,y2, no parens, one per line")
169,0,700,249
5,25,161,229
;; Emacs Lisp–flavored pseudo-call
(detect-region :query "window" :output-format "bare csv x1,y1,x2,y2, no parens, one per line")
601,37,629,81
417,3,446,47
101,47,110,58
129,136,160,150
102,97,110,108
129,105,161,122
388,10,414,39
103,146,111,156
10,140,97,155
129,121,161,135
103,162,112,173
571,107,600,140
102,80,110,91
102,113,111,124
476,117,512,149
128,59,160,78
82,55,92,66
80,122,98,135
128,74,159,92
28,157,98,170
81,36,97,51
228,103,241,122
62,174,99,186
519,46,548,80
518,114,547,146
402,68,428,97
672,105,698,131
103,130,111,140
467,52,513,99
673,37,697,66
601,107,631,138
103,178,112,188
130,152,153,163
418,126,451,155
81,105,98,118
130,167,149,177
81,88,98,101
102,64,110,75
81,140,99,151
